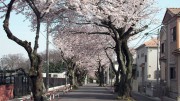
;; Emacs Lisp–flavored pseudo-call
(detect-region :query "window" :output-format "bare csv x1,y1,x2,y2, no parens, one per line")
161,43,165,53
141,53,144,57
170,67,176,79
171,26,176,42
145,55,147,62
136,71,139,77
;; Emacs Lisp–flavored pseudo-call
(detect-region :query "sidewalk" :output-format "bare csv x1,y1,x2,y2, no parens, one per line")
132,92,161,101
105,85,161,101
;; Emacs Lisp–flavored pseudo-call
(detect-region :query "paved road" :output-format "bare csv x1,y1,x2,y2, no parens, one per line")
54,83,160,101
56,84,117,101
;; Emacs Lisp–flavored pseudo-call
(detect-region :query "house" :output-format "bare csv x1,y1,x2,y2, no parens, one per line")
136,38,159,96
160,8,180,100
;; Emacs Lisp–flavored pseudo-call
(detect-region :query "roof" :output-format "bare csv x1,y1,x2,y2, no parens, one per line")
162,8,180,23
136,38,158,50
144,38,158,47
168,8,180,15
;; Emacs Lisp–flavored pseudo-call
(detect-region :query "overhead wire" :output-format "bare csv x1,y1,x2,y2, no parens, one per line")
132,11,180,49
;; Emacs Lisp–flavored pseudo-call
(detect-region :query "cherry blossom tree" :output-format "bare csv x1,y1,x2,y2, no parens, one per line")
54,31,113,86
0,0,68,100
75,67,88,86
59,0,159,99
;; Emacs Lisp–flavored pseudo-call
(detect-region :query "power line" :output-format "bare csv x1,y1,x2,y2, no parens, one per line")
132,11,180,49
132,27,160,49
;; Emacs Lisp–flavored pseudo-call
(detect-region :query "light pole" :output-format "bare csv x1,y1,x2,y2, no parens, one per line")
156,30,160,86
150,32,160,85
46,22,50,91
156,38,159,85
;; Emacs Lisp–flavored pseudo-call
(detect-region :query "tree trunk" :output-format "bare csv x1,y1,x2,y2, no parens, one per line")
69,69,75,88
30,74,45,101
114,73,120,92
115,40,133,99
97,65,104,87
118,68,133,98
29,54,46,101
72,71,75,86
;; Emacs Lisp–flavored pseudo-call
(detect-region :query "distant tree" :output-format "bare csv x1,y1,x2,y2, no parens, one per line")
40,50,65,73
1,54,29,71
75,67,87,86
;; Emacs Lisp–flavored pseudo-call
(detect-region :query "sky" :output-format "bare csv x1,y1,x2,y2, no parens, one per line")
0,0,180,58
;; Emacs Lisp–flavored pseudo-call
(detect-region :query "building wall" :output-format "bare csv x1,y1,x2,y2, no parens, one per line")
42,72,66,78
136,46,146,84
136,46,158,85
166,17,178,96
160,26,167,81
160,62,166,80
147,47,159,81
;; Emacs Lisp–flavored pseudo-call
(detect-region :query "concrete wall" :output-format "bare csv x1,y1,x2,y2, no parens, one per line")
42,72,66,78
132,80,138,92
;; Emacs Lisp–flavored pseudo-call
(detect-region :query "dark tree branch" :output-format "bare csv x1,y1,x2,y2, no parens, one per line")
33,17,41,53
131,25,148,36
70,31,110,35
104,48,117,74
121,40,132,74
3,0,32,58
24,0,41,53
123,25,148,40
115,41,126,75
25,0,40,17
75,21,110,29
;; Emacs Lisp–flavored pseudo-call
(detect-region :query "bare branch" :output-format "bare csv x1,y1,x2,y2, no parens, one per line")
3,0,32,55
33,18,40,53
131,25,148,36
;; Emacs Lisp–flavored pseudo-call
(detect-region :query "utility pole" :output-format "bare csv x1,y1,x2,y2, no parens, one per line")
156,30,160,97
46,22,50,91
157,40,159,85
107,66,109,85
157,30,160,85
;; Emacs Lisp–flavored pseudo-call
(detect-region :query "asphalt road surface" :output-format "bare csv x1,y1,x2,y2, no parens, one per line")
56,83,117,101
54,83,160,101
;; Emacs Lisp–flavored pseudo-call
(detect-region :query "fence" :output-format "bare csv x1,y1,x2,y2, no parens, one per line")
13,74,31,97
0,69,68,99
48,78,69,88
138,80,169,97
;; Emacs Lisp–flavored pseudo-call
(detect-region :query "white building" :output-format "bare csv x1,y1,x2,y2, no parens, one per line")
136,38,159,93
